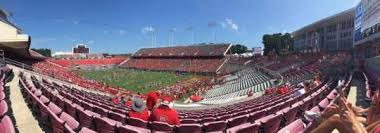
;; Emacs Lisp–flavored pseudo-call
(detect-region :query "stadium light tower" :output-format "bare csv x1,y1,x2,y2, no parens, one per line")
154,31,157,48
208,22,217,43
186,25,195,44
150,30,156,48
169,28,176,47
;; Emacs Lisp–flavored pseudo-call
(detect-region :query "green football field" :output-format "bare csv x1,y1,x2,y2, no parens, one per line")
75,69,194,93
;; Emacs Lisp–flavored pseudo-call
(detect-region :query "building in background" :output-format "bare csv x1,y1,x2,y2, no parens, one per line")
292,8,355,53
252,47,262,56
354,0,380,58
73,44,90,54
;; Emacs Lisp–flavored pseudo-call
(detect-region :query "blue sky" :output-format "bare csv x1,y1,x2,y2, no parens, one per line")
1,0,359,54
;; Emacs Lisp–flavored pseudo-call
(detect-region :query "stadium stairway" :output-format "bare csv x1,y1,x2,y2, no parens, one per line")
8,67,44,132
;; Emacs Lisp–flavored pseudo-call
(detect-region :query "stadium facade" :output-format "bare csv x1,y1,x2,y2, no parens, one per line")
354,0,380,58
292,8,355,53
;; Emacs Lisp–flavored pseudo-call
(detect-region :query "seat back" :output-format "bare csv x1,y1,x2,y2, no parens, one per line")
109,112,126,124
248,111,266,123
278,119,305,133
39,95,50,104
81,102,94,111
60,112,80,130
94,106,109,117
0,100,8,117
204,120,227,132
55,96,65,109
116,125,151,133
48,102,63,115
228,115,248,128
318,98,330,110
48,109,65,133
94,117,117,133
180,119,197,124
282,106,299,125
176,124,201,133
200,117,216,124
127,117,148,128
259,114,281,133
151,121,174,132
0,116,15,133
227,123,259,133
76,108,94,128
64,100,77,119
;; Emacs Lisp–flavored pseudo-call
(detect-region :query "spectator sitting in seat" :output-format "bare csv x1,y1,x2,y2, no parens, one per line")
125,96,132,107
146,90,161,111
294,82,310,97
247,90,253,97
112,96,120,105
128,98,150,121
190,92,202,102
150,96,180,125
120,95,126,106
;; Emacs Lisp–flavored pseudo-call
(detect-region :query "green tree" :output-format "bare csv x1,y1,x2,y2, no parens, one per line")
230,44,248,54
263,34,273,56
262,33,294,56
31,48,52,57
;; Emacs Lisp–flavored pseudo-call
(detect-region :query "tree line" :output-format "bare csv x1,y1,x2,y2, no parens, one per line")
262,33,294,56
31,48,52,57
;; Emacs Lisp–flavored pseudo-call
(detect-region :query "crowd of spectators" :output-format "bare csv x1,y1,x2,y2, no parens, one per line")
49,57,127,67
32,61,120,94
124,44,231,74
125,58,226,73
33,60,214,104
133,44,230,58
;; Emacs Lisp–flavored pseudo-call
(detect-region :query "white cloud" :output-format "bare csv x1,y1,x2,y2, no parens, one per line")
223,18,239,31
142,26,155,34
231,23,238,31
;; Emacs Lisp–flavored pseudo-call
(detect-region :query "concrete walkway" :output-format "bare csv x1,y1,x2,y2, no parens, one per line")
347,86,357,105
348,76,370,108
7,69,43,133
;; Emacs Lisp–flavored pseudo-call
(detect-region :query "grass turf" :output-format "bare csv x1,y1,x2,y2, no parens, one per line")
75,69,193,93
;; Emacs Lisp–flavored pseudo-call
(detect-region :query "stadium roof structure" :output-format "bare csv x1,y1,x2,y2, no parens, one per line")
133,43,232,58
0,8,43,59
292,8,355,36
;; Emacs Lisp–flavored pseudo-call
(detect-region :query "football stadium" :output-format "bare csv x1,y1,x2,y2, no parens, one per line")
0,0,380,133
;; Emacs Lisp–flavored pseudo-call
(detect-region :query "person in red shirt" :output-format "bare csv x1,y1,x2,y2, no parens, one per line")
128,98,150,121
146,91,161,111
112,96,120,105
150,96,180,125
125,97,132,107
247,90,253,97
